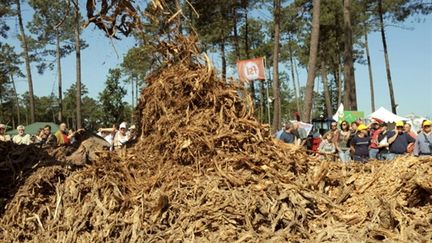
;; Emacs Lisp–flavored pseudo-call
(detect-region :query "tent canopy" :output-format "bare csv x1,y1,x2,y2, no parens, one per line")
6,122,59,136
368,107,409,123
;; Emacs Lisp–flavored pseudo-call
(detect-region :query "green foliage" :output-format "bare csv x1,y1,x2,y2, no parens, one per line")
99,68,128,127
190,0,234,49
121,46,151,87
26,0,87,73
0,0,13,40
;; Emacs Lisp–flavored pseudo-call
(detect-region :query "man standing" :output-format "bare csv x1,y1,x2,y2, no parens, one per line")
388,121,415,157
0,124,11,141
413,120,432,157
12,125,32,145
369,120,382,159
350,124,370,163
376,122,395,160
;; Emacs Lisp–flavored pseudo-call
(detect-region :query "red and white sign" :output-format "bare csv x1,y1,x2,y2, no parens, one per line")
236,57,266,82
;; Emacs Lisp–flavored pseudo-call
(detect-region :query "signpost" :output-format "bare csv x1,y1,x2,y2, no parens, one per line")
236,57,270,124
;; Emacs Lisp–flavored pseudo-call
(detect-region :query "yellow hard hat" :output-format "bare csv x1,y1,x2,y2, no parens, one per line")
423,120,432,126
395,121,404,127
357,124,368,131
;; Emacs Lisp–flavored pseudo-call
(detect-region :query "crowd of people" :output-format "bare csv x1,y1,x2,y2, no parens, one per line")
2,118,431,161
276,119,432,162
0,121,137,151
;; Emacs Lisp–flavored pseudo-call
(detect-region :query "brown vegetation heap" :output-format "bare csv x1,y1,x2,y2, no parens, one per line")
0,35,431,242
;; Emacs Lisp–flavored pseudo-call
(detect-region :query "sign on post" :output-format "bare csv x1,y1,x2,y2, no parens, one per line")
236,57,266,82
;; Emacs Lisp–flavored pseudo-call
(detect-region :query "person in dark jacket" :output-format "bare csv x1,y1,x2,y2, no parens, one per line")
279,122,297,144
350,124,371,163
388,121,415,157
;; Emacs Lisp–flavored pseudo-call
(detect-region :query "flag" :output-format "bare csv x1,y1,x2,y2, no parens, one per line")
332,103,344,122
236,57,266,82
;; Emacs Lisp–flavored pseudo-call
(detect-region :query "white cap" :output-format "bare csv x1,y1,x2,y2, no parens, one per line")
119,122,127,129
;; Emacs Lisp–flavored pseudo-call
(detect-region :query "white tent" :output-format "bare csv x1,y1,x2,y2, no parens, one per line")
368,107,409,123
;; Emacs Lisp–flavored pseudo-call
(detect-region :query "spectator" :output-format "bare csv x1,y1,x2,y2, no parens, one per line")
335,120,351,163
274,123,285,139
329,121,339,140
113,122,130,149
350,121,358,133
388,121,415,157
350,124,370,163
55,123,78,145
376,123,395,160
12,125,32,145
40,125,57,147
279,122,297,144
413,120,432,157
127,125,138,141
0,123,11,141
404,123,417,154
34,128,44,144
317,132,336,160
404,123,417,139
292,121,307,146
369,121,382,159
97,125,115,148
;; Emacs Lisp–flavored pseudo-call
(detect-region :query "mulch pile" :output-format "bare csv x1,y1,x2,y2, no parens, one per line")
0,35,430,242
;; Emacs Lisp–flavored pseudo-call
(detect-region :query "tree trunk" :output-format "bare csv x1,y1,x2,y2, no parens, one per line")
272,0,282,130
294,57,301,110
288,41,300,113
321,63,333,117
260,81,265,122
10,74,21,124
302,0,320,123
343,0,357,110
244,10,255,105
232,3,241,60
56,33,63,122
131,77,135,124
378,0,397,114
364,29,375,112
220,40,226,80
16,0,35,123
74,1,82,129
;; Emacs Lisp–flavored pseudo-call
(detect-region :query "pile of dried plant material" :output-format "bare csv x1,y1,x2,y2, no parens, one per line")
1,33,431,242
0,141,59,214
309,156,432,242
0,35,327,242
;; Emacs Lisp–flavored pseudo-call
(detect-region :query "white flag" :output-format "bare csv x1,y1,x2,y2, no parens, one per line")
332,103,344,122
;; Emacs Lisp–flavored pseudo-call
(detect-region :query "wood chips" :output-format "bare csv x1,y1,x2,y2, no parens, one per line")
0,35,431,242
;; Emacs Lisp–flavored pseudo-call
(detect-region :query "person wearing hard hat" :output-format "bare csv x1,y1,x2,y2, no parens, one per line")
350,124,371,163
413,120,432,157
387,121,415,157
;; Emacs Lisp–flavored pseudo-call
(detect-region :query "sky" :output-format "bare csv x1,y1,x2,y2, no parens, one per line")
4,3,432,119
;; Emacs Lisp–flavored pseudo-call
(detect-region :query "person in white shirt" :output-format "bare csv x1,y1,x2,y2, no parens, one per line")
0,123,11,142
113,122,130,149
12,125,32,145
